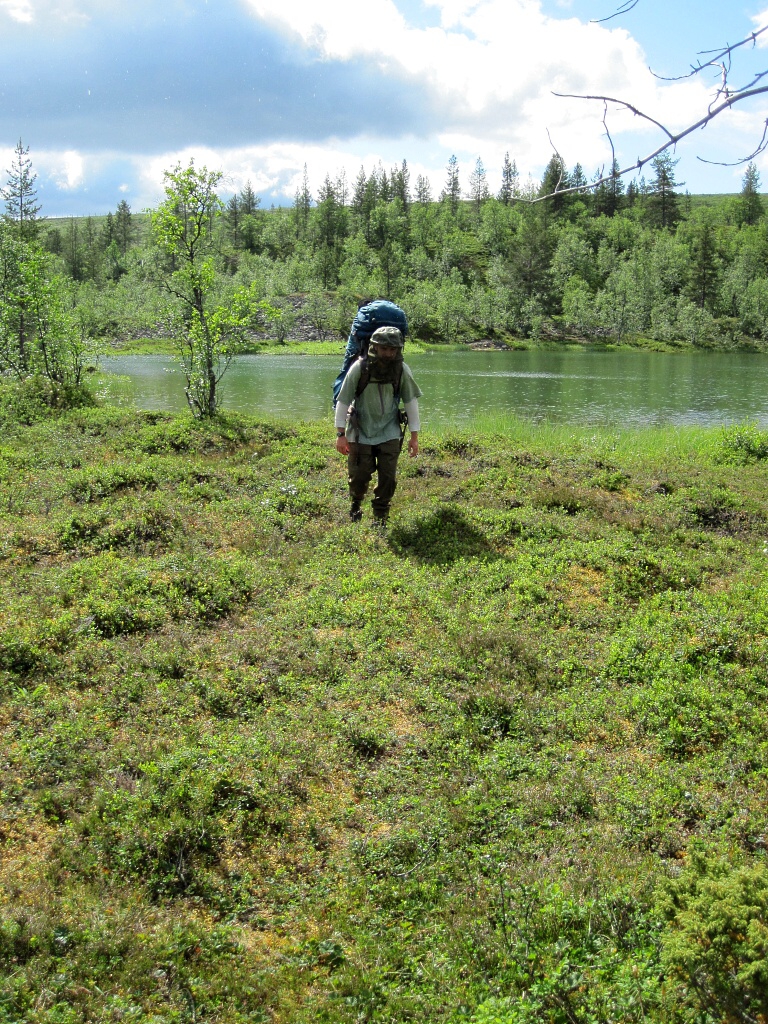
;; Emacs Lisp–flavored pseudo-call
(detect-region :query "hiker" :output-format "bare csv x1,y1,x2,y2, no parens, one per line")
332,299,408,408
335,325,422,525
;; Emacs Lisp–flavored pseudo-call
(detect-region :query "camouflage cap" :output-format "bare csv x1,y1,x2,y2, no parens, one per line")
370,326,404,348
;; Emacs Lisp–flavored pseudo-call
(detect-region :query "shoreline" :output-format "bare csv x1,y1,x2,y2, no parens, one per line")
99,334,768,358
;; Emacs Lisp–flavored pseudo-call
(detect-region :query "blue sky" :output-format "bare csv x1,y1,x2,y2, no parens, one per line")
1,0,767,216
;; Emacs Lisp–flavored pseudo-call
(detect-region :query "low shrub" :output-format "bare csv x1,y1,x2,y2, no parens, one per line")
0,376,97,427
715,422,768,464
657,850,768,1023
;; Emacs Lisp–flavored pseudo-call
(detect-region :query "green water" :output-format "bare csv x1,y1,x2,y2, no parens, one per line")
100,349,768,427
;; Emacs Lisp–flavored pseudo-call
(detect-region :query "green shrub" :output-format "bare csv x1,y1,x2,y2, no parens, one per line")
657,850,768,1022
0,375,96,426
67,460,160,501
80,742,291,899
468,885,664,1024
58,552,256,636
715,422,768,464
0,615,75,675
58,495,179,552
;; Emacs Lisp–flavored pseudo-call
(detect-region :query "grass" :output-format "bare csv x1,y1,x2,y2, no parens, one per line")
1,406,768,1022
105,337,441,357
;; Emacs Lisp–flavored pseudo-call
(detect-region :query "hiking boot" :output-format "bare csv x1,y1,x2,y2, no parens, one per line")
371,515,388,531
349,501,363,522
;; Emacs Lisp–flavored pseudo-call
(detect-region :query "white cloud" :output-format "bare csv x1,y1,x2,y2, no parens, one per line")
0,0,33,22
241,0,712,172
46,150,86,190
244,0,409,59
39,139,475,214
752,7,768,45
133,141,402,205
9,1,758,214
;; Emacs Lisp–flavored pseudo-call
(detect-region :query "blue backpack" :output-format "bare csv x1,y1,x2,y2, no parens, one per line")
332,300,408,406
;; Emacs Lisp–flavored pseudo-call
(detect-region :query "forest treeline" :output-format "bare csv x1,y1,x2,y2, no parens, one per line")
4,144,768,358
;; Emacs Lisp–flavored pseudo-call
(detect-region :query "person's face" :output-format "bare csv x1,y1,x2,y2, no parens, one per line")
371,344,399,361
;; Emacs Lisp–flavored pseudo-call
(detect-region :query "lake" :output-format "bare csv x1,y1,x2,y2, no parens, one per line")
99,349,768,427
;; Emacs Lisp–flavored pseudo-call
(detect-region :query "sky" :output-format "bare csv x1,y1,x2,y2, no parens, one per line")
1,0,768,216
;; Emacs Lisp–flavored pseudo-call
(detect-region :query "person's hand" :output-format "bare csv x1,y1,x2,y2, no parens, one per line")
336,435,350,456
408,433,419,458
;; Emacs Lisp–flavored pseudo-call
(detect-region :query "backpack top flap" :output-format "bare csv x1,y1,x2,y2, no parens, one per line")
352,301,408,349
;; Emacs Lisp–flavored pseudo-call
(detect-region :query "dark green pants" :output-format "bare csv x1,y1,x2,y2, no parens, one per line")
348,438,401,518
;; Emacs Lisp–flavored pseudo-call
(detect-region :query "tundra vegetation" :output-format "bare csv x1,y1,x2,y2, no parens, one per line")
1,393,768,1022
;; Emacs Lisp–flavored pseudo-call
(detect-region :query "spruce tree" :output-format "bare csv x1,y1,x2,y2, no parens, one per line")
646,153,682,229
592,168,609,217
592,159,623,217
225,194,241,249
539,154,569,196
608,158,625,216
333,170,350,240
100,212,116,249
498,152,518,205
2,138,42,240
82,216,101,281
441,155,461,213
468,157,490,214
315,174,340,250
415,174,432,205
687,219,719,310
335,168,349,208
376,162,391,203
64,217,84,281
352,166,367,215
45,227,63,255
571,163,587,193
738,161,763,226
292,164,312,240
391,159,411,211
361,172,379,243
538,154,571,219
239,181,259,216
114,199,134,255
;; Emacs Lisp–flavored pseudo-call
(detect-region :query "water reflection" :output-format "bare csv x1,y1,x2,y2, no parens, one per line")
100,350,768,427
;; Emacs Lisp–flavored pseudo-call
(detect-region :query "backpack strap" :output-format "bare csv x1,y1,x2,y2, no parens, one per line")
354,357,371,399
349,358,403,445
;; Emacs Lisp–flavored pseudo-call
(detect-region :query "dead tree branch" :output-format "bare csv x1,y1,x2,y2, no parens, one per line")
592,0,639,24
545,128,568,192
652,28,767,85
532,19,768,202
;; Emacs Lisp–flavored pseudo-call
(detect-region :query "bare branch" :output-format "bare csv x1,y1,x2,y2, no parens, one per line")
592,0,639,25
651,26,768,83
552,90,676,140
697,120,768,165
545,129,567,192
539,4,768,202
535,84,768,203
600,102,624,201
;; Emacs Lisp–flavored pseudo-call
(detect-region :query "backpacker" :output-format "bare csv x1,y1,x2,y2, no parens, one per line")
346,326,407,445
332,300,408,406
